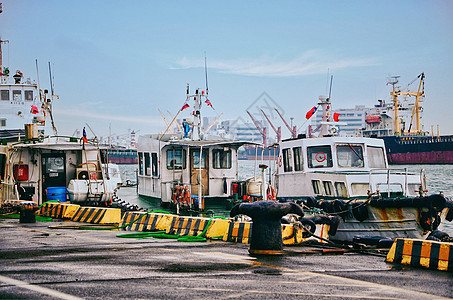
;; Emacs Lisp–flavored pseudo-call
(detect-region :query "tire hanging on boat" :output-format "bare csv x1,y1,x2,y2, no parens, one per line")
351,201,369,222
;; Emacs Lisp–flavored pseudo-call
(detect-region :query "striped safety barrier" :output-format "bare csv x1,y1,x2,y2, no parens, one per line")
386,238,453,272
38,203,80,219
0,199,28,207
166,216,209,236
223,221,252,244
71,207,121,224
120,212,165,231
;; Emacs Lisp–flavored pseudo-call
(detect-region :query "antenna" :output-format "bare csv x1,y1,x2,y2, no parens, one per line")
48,62,54,95
328,75,333,99
204,52,209,96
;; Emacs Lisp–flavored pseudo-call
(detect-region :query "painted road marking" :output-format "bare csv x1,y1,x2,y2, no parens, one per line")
0,275,83,300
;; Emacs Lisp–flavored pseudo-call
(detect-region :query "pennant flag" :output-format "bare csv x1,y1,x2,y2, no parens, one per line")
333,113,340,122
30,105,39,114
305,106,317,119
205,99,213,109
82,128,88,143
181,103,190,111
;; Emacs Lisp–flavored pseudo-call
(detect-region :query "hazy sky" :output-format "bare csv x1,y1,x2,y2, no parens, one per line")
1,0,452,139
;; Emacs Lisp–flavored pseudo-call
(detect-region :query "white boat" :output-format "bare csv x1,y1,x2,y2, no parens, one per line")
0,36,120,206
137,84,258,210
271,94,453,242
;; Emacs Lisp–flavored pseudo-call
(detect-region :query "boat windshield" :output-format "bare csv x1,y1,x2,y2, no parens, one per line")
307,146,332,168
337,144,364,168
367,146,386,168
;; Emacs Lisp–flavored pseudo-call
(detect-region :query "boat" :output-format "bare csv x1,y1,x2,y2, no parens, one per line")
137,84,261,211
270,94,453,242
106,147,138,164
362,73,453,164
0,36,120,206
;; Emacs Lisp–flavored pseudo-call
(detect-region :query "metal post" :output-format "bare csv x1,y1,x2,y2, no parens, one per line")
198,146,203,210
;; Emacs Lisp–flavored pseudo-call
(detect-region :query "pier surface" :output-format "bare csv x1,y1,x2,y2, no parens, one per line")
1,219,452,299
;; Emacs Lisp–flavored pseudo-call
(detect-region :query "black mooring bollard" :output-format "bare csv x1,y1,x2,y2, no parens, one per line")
230,201,304,255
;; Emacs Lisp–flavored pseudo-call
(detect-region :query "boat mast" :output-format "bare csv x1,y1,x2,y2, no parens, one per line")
388,76,401,135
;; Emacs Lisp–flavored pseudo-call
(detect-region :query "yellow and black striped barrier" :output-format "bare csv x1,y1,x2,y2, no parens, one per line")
386,238,453,272
166,216,209,236
38,203,80,219
120,212,165,231
223,221,252,244
71,206,121,224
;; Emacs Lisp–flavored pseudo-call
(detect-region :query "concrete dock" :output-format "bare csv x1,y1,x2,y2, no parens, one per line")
0,218,452,299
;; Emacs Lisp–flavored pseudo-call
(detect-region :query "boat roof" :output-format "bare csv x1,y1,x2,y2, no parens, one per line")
166,140,260,148
281,135,385,147
11,141,107,151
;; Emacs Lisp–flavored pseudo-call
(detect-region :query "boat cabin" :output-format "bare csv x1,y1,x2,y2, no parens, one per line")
137,133,252,206
0,139,115,205
275,136,424,200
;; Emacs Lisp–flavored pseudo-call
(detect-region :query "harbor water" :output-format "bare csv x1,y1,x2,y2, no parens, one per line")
117,161,453,236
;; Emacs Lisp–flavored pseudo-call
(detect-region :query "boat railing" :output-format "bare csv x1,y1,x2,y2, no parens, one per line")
368,168,420,197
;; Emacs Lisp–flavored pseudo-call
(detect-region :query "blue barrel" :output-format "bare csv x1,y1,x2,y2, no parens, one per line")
46,187,67,202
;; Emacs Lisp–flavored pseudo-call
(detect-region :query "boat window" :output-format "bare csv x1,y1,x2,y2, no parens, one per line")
192,150,206,169
367,146,386,168
337,144,364,168
0,119,5,127
293,147,303,171
213,149,231,169
312,180,322,195
351,183,369,196
13,90,22,101
282,148,293,172
335,182,348,198
144,153,151,176
25,90,33,101
138,152,144,175
152,153,158,176
0,90,9,101
307,146,332,168
323,181,334,196
167,148,186,169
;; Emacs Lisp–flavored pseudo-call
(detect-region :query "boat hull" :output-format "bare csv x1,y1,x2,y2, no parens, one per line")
381,135,453,164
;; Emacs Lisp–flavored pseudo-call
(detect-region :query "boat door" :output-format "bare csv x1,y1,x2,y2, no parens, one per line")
190,149,208,196
41,153,66,194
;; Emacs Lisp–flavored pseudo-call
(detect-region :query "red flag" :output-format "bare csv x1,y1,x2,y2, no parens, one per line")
181,103,190,111
30,105,39,114
305,106,317,119
333,113,340,122
205,99,213,108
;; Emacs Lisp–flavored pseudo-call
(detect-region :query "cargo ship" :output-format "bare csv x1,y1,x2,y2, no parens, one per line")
106,148,138,164
363,73,453,164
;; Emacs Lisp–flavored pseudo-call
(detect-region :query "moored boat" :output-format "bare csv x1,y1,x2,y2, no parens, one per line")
271,94,453,242
137,84,260,211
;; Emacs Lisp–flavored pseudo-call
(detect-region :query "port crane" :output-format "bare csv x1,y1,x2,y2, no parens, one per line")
260,109,281,142
246,111,267,147
274,108,297,138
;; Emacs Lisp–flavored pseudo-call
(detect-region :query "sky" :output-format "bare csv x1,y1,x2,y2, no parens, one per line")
1,0,452,140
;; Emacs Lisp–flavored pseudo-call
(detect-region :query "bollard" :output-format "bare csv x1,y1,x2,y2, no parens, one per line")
19,202,39,223
230,200,304,255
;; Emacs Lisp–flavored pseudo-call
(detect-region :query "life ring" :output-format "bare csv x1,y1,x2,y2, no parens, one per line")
172,185,181,203
315,152,326,162
267,185,276,200
183,186,191,206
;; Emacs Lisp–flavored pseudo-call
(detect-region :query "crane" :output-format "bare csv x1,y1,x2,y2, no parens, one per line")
389,73,425,135
246,110,267,147
274,108,297,138
260,109,281,142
